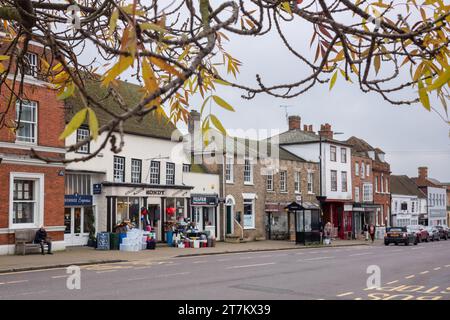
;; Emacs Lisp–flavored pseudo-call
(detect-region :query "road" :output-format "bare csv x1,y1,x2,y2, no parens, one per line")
0,240,449,300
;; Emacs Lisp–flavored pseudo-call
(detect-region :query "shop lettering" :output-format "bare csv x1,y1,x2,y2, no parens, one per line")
146,190,165,196
178,304,212,318
125,188,144,196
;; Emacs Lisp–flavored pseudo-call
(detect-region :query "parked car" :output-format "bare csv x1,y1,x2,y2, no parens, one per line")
407,225,429,242
425,226,440,241
435,225,449,240
384,227,418,246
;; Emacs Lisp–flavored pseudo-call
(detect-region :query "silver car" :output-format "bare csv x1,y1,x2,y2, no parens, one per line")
425,226,440,241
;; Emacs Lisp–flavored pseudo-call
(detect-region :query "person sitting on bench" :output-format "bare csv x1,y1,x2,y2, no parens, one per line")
34,226,53,255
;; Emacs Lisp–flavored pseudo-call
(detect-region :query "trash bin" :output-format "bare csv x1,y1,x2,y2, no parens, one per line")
109,233,120,250
166,231,174,247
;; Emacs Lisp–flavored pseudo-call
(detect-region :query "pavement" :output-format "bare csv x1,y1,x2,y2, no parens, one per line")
0,239,373,273
0,239,449,300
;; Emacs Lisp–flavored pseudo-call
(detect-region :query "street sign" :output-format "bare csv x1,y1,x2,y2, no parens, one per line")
93,183,102,194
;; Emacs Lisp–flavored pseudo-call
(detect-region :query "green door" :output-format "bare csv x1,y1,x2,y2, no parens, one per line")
226,206,232,234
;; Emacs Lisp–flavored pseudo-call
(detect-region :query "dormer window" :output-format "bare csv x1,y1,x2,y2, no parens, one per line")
24,52,38,77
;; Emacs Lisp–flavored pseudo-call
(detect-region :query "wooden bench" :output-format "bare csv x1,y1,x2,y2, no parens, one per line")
14,229,50,255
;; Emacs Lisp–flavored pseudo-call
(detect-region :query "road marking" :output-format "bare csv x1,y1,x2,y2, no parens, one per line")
405,275,415,279
227,262,276,269
51,275,68,279
96,270,118,274
354,298,362,300
336,292,354,297
349,253,371,257
445,265,450,268
295,252,304,255
239,257,254,260
217,258,231,262
193,261,208,264
433,267,441,270
6,280,29,284
134,266,150,270
420,271,429,274
156,272,190,278
387,280,399,285
302,256,335,261
15,290,48,296
411,247,424,250
259,255,273,258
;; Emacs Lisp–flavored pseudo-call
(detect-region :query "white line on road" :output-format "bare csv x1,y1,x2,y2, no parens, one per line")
446,265,450,268
405,275,415,279
433,267,441,270
51,275,68,279
301,256,335,261
227,263,276,269
193,261,208,264
336,292,354,297
354,298,362,300
349,253,371,257
295,252,304,255
6,280,29,284
411,247,425,250
387,280,399,285
217,258,231,262
96,270,118,274
420,271,429,274
156,272,190,278
259,255,273,258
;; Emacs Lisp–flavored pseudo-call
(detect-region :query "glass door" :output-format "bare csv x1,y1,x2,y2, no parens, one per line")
63,207,92,246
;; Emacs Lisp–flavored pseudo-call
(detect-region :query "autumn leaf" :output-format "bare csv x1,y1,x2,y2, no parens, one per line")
418,80,431,111
427,67,450,92
212,95,235,111
59,108,88,140
57,82,75,100
209,114,227,136
88,108,99,141
149,57,184,79
374,55,381,75
329,71,338,90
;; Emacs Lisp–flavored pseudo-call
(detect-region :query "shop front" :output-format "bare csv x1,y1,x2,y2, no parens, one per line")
265,202,290,240
286,201,321,245
323,201,353,239
102,183,192,242
64,194,96,246
190,194,219,239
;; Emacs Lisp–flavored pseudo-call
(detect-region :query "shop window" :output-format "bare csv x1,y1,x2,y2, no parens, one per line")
76,127,90,153
150,161,160,184
203,207,215,227
116,197,129,224
15,100,38,144
13,180,36,224
65,174,91,195
129,198,140,226
166,162,175,185
113,156,125,182
83,206,95,234
243,199,255,229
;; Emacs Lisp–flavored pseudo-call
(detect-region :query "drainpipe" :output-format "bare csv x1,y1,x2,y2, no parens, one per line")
222,152,226,241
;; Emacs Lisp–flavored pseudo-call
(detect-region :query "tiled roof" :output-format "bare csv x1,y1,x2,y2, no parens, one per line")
345,136,386,163
65,78,180,140
391,175,426,198
270,129,351,147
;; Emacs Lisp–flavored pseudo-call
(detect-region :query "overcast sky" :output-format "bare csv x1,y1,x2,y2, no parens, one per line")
175,7,450,182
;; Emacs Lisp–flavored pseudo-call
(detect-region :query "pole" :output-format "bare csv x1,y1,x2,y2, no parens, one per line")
303,210,306,246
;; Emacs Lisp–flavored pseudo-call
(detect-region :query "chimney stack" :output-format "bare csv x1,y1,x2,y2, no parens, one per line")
303,124,308,131
418,166,428,180
319,123,333,140
188,110,201,134
308,125,313,133
288,115,301,131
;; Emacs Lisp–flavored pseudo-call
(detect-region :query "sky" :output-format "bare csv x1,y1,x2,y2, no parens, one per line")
75,2,450,182
175,4,450,182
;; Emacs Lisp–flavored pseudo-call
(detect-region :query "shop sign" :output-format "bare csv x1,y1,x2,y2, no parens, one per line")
93,184,102,194
344,204,353,211
146,190,166,196
64,194,93,206
191,196,217,206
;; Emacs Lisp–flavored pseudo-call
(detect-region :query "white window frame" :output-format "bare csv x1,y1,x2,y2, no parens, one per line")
131,159,142,183
361,163,365,177
355,162,359,176
341,171,348,192
24,52,38,77
243,198,255,229
150,161,160,184
280,170,287,193
355,187,360,203
225,155,234,184
294,171,301,194
341,148,347,163
380,174,384,193
375,176,378,192
363,183,373,202
330,170,337,192
166,162,175,185
113,156,125,182
243,158,253,185
366,164,370,177
9,172,44,229
76,127,90,154
15,100,38,144
385,177,389,193
330,146,337,162
266,171,274,191
307,172,314,194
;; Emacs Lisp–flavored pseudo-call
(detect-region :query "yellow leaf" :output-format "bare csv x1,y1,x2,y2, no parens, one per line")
59,108,88,140
209,114,227,136
281,2,292,15
427,67,450,91
149,57,184,79
57,82,75,100
418,80,431,111
0,55,10,61
213,78,230,86
108,9,119,36
329,71,338,90
102,55,134,87
88,108,99,141
212,95,235,112
374,55,381,75
140,22,166,34
142,58,161,107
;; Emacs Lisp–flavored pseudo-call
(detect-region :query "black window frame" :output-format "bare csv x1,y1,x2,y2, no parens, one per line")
75,125,90,154
113,156,126,183
131,158,142,184
330,145,337,162
166,162,175,185
182,164,191,173
150,161,160,184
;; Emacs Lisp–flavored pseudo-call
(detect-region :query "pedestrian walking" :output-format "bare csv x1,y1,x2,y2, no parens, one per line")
369,223,376,243
363,224,368,241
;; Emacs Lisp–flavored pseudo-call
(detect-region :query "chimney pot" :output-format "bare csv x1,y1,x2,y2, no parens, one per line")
288,115,301,131
418,166,428,179
319,123,333,140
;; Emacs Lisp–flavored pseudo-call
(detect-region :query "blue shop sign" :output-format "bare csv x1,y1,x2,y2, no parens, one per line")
65,194,93,206
93,183,102,195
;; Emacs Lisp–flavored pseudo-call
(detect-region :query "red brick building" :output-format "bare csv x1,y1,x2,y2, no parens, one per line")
346,137,390,239
0,42,66,254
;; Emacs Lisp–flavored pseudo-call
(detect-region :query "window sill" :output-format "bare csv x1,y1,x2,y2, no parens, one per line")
308,192,315,195
244,182,254,186
243,227,256,230
280,191,288,194
267,190,275,193
226,181,234,185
